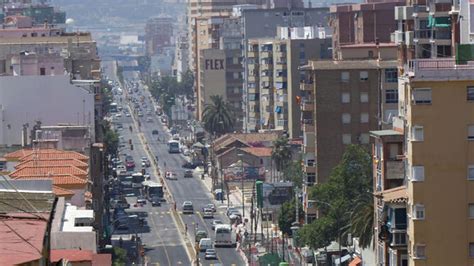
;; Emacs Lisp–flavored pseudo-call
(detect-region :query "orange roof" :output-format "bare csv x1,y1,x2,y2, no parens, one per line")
240,147,272,157
349,256,362,266
19,151,89,163
52,186,75,197
0,213,48,265
13,175,87,186
4,148,62,160
50,249,93,263
15,158,88,170
9,165,88,179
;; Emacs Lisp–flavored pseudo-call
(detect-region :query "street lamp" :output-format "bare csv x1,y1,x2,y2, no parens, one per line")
237,153,245,219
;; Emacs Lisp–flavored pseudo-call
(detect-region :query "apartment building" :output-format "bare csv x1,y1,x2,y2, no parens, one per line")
330,0,404,60
173,34,189,82
145,17,174,56
245,27,331,138
301,59,398,222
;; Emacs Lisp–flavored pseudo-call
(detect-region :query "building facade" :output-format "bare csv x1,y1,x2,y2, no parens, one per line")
301,59,398,222
145,17,174,56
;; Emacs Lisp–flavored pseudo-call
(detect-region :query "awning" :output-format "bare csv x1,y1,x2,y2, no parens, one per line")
349,256,362,266
428,15,450,28
275,106,282,114
335,254,351,265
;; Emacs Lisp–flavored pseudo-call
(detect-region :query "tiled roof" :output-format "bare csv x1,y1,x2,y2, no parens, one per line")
50,249,93,263
19,151,89,163
214,132,280,149
52,186,75,197
240,147,273,157
15,158,88,170
13,175,87,186
9,165,88,179
4,148,62,160
0,213,49,265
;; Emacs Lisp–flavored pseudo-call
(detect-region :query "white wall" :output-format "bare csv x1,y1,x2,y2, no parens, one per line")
0,75,95,146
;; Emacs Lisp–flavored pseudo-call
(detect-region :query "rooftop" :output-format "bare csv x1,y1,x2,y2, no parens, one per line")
0,213,49,265
52,186,75,197
15,158,89,170
4,148,89,162
9,165,88,179
50,249,92,263
302,59,397,70
13,175,88,186
370,129,404,137
340,43,397,48
0,34,93,45
240,147,273,157
61,204,94,232
405,58,474,81
0,180,55,213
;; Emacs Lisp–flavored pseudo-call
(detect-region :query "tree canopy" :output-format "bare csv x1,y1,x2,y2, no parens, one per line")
278,198,304,236
202,95,234,136
299,144,373,249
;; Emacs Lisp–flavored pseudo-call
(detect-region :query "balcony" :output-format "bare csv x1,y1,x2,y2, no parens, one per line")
432,28,451,40
302,120,314,132
414,29,431,39
386,160,404,179
390,229,407,247
302,100,314,112
406,59,474,81
300,82,313,91
304,165,316,173
260,51,272,58
248,51,257,58
304,144,315,153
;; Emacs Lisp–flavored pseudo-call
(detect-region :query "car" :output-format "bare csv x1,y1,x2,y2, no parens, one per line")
182,162,197,169
115,113,122,118
202,208,213,219
226,207,238,216
204,249,217,260
138,112,143,117
184,170,193,178
152,130,159,135
137,196,146,205
146,117,153,123
199,238,213,252
195,230,208,243
211,219,223,230
125,113,131,117
182,201,194,214
151,196,161,207
165,171,177,180
205,203,216,213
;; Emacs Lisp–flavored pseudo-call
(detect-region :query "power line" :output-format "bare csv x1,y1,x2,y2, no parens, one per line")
0,175,43,217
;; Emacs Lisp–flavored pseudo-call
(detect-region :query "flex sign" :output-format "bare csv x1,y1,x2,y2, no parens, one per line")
205,59,224,70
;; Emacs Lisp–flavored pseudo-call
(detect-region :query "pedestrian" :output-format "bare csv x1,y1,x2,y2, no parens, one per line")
185,224,188,234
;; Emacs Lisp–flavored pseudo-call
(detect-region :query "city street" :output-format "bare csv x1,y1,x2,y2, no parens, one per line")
108,63,244,265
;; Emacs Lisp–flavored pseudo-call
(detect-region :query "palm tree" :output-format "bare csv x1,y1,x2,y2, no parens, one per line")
202,95,234,136
271,136,292,181
348,192,374,249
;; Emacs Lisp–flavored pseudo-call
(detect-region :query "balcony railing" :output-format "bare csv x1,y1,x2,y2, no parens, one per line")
386,160,404,179
414,29,431,39
406,59,474,80
390,229,407,247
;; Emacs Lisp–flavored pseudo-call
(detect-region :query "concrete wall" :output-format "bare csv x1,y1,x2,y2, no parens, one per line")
0,75,95,146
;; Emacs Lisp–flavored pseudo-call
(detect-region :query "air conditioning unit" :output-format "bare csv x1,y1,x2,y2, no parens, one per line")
405,31,414,46
394,31,404,44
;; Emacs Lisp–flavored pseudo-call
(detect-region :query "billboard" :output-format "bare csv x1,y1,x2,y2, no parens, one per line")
223,165,265,181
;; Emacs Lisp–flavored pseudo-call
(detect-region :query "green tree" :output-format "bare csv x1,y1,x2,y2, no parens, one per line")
179,70,194,97
112,246,127,266
202,95,234,135
271,136,292,180
349,191,374,249
103,122,119,155
278,199,305,236
300,144,372,249
282,160,303,188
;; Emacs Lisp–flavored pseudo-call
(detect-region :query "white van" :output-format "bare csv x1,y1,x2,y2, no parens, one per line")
199,238,213,252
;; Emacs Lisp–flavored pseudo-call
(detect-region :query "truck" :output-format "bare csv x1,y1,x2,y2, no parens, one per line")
168,140,180,153
143,181,164,201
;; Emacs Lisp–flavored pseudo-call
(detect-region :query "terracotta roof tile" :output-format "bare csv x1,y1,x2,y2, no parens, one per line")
13,175,87,186
9,165,88,179
50,249,93,263
19,151,89,163
240,147,273,157
52,186,75,196
4,148,62,160
15,158,88,170
0,214,48,265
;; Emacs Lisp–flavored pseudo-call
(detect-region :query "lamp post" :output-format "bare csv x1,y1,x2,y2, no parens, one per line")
237,153,245,219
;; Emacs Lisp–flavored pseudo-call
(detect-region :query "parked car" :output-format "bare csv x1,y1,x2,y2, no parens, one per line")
152,130,159,135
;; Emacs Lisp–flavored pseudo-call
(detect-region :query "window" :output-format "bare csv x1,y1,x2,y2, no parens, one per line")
470,243,474,257
306,173,316,185
412,88,432,104
368,50,374,58
468,87,474,101
40,67,46,75
360,113,369,123
341,72,349,82
412,166,425,182
359,133,370,144
299,51,306,59
385,68,398,83
469,125,474,140
341,92,350,103
360,71,368,81
342,113,351,124
385,89,398,103
469,204,474,218
342,134,351,144
360,92,369,103
414,244,426,259
412,126,424,141
468,166,474,180
413,205,425,220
